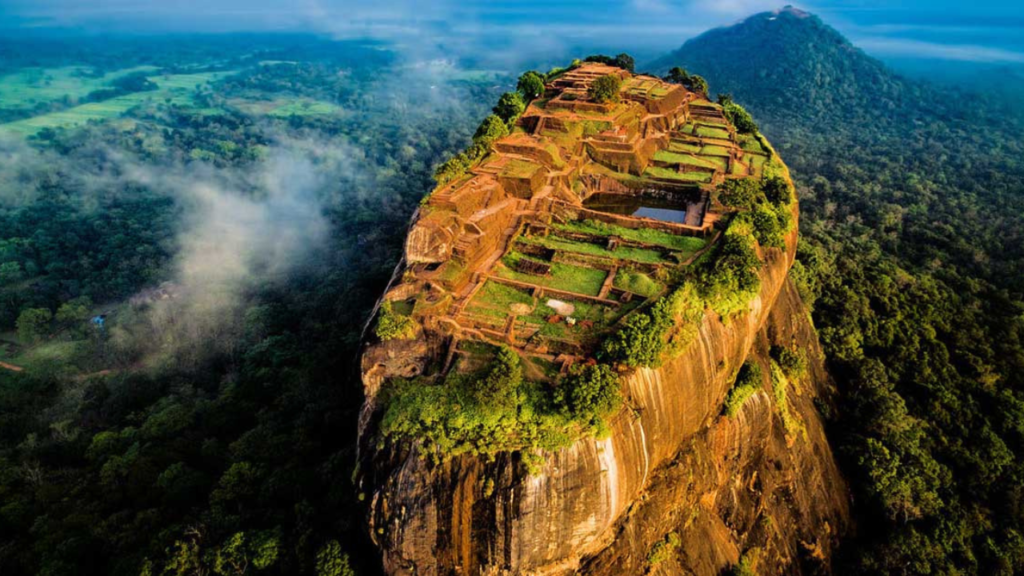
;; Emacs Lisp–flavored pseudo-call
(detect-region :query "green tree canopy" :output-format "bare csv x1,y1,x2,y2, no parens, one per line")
473,114,510,146
493,91,525,123
666,66,690,84
588,75,622,104
16,308,52,343
516,71,545,100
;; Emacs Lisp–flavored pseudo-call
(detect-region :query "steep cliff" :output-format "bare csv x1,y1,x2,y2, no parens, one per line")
357,62,848,575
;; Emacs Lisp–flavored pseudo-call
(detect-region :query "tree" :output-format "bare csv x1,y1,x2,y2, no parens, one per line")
433,152,470,185
516,71,545,100
688,74,708,95
556,363,621,424
716,178,761,209
55,296,93,331
600,311,663,367
588,75,622,104
375,300,416,340
473,114,510,146
666,66,689,84
17,308,52,343
723,101,758,133
613,53,635,72
0,261,22,286
315,541,355,576
493,91,525,123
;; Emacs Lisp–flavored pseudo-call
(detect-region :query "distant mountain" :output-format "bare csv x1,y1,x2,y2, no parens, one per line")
647,6,917,129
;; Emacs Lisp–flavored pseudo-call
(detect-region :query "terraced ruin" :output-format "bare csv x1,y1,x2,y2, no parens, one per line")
376,63,773,378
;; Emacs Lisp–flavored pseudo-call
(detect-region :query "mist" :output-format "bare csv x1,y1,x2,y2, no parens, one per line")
5,0,1023,72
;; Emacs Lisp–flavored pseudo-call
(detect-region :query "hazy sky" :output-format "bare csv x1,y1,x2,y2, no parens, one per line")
2,0,1024,65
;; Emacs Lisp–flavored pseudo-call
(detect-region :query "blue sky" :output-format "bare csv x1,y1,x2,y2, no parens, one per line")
2,0,1023,66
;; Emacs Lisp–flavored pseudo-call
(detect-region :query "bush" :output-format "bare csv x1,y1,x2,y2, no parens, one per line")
648,532,682,567
688,74,708,95
16,307,52,343
601,312,663,368
493,91,525,123
588,75,622,104
433,152,470,184
517,71,545,100
473,114,509,146
723,101,758,134
723,362,762,416
716,178,761,209
696,231,762,318
555,363,621,426
374,300,416,341
380,346,619,463
771,345,807,379
762,174,793,206
666,67,689,84
747,204,787,248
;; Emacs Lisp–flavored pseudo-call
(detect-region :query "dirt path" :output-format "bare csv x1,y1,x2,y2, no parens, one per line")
0,361,24,372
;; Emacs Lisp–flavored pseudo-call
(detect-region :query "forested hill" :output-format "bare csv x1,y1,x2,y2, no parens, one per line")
650,7,1024,575
647,6,908,127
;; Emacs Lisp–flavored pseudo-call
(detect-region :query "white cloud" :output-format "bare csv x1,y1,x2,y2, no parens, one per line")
855,36,1024,63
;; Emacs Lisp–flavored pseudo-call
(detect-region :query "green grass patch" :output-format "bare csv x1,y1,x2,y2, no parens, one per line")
1,71,236,137
655,150,725,171
520,235,668,264
644,166,712,184
668,140,701,153
498,253,607,296
613,270,663,298
696,125,731,139
465,281,534,319
701,145,732,157
0,65,160,111
552,219,707,255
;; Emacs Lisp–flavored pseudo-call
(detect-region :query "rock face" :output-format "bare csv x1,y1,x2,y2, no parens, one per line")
357,63,849,575
361,225,848,575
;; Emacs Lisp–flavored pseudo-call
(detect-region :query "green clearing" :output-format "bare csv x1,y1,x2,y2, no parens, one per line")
739,135,765,153
497,253,607,296
0,65,160,110
669,140,701,153
613,270,664,298
553,219,708,255
0,71,236,136
701,145,732,157
644,166,713,184
230,97,342,117
519,235,668,264
0,338,92,376
465,281,534,320
696,125,731,139
654,150,726,170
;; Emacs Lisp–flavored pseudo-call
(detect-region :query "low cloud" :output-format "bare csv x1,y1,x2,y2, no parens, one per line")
854,36,1024,63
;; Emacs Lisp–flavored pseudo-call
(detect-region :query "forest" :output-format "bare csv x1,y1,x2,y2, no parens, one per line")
655,11,1024,573
0,36,502,575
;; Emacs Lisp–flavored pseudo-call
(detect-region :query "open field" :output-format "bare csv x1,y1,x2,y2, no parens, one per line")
0,65,160,111
0,70,236,136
